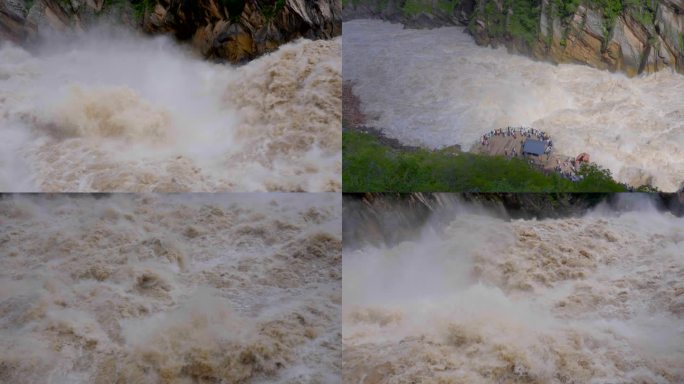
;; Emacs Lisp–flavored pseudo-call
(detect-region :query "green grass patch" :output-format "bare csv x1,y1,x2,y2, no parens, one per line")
343,130,630,192
402,0,433,15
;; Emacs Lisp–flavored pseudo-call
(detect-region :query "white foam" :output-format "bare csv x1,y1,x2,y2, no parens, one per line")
0,28,341,191
343,20,684,191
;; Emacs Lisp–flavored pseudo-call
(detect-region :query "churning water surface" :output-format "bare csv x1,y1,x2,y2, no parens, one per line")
343,197,684,383
0,29,341,192
343,19,684,191
0,193,342,383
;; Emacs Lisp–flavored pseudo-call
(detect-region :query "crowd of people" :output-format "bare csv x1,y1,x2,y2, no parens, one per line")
478,126,590,182
480,126,554,159
480,126,550,145
555,158,582,181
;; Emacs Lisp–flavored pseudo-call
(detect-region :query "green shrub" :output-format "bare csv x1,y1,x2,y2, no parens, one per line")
402,0,433,15
507,0,541,44
343,130,630,192
131,0,153,21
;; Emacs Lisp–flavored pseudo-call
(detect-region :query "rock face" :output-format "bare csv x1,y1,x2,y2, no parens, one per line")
0,0,341,62
145,0,341,62
343,0,684,76
466,0,684,76
342,192,614,249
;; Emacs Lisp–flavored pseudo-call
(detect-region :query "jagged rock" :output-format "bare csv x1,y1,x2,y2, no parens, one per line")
343,0,683,76
476,0,684,76
0,0,30,42
1,0,340,63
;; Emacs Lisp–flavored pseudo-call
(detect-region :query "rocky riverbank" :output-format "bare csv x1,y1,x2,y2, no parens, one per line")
342,0,684,76
343,192,684,248
1,0,341,62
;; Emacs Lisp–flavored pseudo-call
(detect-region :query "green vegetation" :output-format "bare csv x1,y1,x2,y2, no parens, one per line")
624,0,655,27
594,0,622,25
260,0,286,21
402,0,433,15
437,0,461,14
343,130,631,192
552,0,581,21
467,0,661,48
507,0,541,44
131,0,153,21
473,0,541,45
400,0,462,15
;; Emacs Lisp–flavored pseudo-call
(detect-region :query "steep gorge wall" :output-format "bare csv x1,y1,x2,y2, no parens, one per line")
343,192,684,249
469,0,684,76
1,0,341,62
343,0,684,76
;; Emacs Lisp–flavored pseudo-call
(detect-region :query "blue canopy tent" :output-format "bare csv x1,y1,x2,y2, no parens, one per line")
522,139,546,157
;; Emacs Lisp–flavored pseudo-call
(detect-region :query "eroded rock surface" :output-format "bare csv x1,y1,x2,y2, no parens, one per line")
1,0,341,62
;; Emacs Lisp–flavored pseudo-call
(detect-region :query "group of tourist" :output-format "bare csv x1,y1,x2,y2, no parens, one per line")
555,158,582,181
477,126,595,183
480,126,554,161
480,126,551,148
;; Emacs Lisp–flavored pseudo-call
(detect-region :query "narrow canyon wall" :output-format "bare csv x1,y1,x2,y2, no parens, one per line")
1,0,341,62
342,0,684,76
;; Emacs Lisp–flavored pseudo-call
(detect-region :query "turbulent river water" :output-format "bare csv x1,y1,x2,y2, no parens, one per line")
0,29,341,192
0,193,341,383
343,20,684,191
343,196,684,383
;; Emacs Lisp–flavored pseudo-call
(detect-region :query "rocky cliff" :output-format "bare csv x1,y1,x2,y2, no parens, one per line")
343,192,684,249
469,0,683,76
343,0,684,76
1,0,341,62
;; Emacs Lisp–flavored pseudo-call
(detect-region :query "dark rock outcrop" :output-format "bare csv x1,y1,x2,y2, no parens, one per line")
0,0,341,62
343,193,611,249
343,192,684,249
145,0,341,61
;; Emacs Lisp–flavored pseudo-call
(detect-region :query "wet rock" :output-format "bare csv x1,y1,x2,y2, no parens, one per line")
4,0,341,64
347,0,683,76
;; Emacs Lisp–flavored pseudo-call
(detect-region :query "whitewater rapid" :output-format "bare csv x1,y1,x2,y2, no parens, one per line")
343,199,684,383
0,29,341,192
0,193,341,383
343,20,684,191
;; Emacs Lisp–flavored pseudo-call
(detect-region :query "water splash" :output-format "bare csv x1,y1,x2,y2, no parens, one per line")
343,197,684,383
343,20,684,191
0,193,342,383
0,27,341,192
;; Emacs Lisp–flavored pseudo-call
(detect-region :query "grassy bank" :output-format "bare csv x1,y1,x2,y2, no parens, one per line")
343,130,631,192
